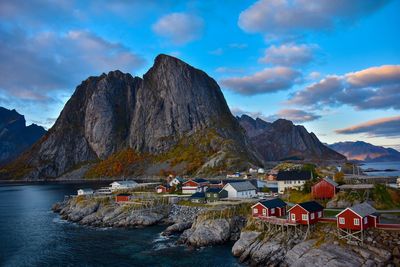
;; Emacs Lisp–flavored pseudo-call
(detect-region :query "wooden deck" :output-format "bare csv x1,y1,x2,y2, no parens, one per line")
256,216,297,226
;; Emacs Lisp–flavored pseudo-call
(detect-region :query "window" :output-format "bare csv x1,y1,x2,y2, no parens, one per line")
262,209,267,216
207,194,210,197
311,213,315,220
291,214,296,221
271,208,275,214
214,193,217,197
253,208,258,214
339,217,345,224
354,218,360,225
302,214,308,221
318,211,322,218
364,217,368,224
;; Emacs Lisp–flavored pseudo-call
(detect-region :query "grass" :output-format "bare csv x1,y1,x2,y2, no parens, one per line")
323,210,340,217
284,190,312,203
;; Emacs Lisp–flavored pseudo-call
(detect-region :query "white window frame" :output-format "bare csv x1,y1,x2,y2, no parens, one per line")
291,213,296,221
311,213,315,220
318,211,322,218
364,217,368,224
271,208,275,214
302,214,308,221
253,208,258,214
354,218,360,225
262,209,267,216
339,217,345,224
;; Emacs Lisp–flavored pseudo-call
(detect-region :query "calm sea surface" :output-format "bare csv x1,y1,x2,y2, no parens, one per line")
0,183,241,267
361,161,400,177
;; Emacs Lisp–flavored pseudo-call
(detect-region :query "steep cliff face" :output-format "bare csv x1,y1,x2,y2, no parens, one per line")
236,115,270,138
238,116,345,162
3,55,259,180
329,141,400,162
0,107,46,164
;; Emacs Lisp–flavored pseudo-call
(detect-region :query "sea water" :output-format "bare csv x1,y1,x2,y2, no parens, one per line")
0,183,241,267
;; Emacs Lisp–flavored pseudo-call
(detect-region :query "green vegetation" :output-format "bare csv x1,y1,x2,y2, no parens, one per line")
284,189,312,203
333,172,345,185
324,210,340,217
372,184,400,209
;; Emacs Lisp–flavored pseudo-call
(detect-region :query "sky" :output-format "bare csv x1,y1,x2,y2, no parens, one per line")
0,0,399,149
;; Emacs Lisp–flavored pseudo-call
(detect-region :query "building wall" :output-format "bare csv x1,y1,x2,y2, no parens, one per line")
182,187,197,194
288,205,322,225
277,180,306,194
116,195,130,202
311,180,335,199
337,209,377,230
252,204,287,217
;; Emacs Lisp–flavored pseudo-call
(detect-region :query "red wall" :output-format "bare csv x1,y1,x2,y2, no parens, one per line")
312,180,336,199
116,195,130,202
289,205,322,225
252,203,286,217
337,209,378,230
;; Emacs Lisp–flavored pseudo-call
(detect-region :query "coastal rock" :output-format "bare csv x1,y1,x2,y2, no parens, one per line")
183,219,231,247
231,231,261,257
162,221,192,236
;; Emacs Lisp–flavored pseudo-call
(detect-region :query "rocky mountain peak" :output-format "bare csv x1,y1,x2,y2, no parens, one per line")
3,55,259,180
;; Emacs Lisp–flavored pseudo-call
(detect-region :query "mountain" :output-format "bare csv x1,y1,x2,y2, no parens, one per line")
0,107,46,164
237,115,346,162
236,114,270,138
2,54,260,180
329,141,400,162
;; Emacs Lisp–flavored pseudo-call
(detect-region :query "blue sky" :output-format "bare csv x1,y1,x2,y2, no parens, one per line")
0,0,399,148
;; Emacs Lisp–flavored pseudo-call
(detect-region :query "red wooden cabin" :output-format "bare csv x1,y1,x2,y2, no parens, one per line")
252,198,287,218
182,178,209,194
288,201,324,225
116,193,131,202
155,185,170,194
336,202,379,231
312,177,338,199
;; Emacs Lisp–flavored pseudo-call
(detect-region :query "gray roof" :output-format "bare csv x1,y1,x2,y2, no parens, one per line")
349,202,377,217
323,177,338,187
227,181,257,192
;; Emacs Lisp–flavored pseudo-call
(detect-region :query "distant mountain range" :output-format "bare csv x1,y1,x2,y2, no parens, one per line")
0,107,46,164
237,115,346,162
329,141,400,162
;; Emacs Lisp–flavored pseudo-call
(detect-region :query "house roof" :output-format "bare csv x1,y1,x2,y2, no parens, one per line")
206,188,222,193
276,170,312,181
191,192,206,198
226,181,257,192
258,198,287,209
298,201,324,212
194,178,209,183
322,177,338,187
174,177,186,182
209,180,223,184
342,202,377,218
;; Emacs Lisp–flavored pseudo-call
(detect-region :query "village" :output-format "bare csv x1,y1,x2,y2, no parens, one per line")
74,163,400,245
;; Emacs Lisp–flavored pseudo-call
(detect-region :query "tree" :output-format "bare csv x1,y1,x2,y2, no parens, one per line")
334,172,345,185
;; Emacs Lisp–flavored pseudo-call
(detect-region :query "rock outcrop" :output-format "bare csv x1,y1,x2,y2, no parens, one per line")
0,107,46,164
237,115,346,162
3,54,260,180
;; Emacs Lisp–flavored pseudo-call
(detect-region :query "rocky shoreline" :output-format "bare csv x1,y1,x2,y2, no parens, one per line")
53,197,399,266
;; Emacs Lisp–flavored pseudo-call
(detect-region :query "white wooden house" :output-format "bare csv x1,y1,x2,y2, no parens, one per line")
110,180,138,191
77,188,94,196
222,181,257,198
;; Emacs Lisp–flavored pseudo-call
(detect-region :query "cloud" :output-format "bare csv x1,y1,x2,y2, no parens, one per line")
335,116,400,138
259,43,317,66
152,12,204,44
0,27,145,101
221,67,301,95
288,65,400,110
266,109,321,123
238,0,390,38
